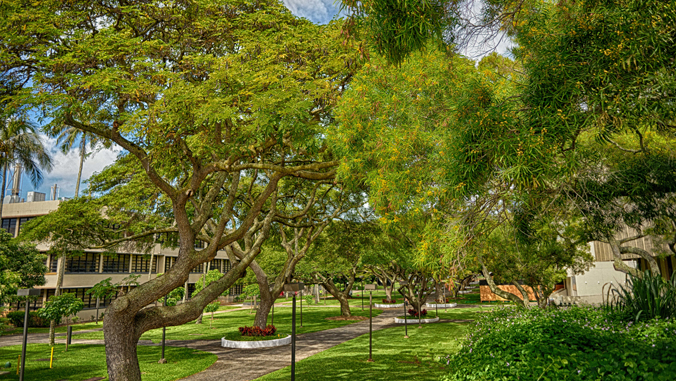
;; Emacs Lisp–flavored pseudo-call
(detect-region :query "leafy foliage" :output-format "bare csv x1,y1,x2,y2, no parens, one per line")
606,270,676,322
443,306,676,381
0,230,46,305
408,308,427,317
239,324,277,337
38,293,85,326
6,311,50,328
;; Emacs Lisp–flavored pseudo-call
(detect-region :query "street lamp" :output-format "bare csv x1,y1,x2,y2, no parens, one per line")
269,285,276,326
283,282,304,381
364,283,377,362
159,295,167,364
400,280,409,338
17,288,40,381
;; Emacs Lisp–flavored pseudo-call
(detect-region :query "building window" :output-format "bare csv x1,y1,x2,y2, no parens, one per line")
65,253,100,273
131,255,158,273
1,218,17,236
49,254,59,272
46,288,99,309
229,284,243,296
164,257,176,273
190,263,204,274
102,254,130,273
186,283,196,299
17,217,34,235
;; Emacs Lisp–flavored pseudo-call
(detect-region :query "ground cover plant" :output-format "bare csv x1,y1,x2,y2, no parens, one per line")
257,308,480,381
0,344,215,381
606,270,676,322
71,307,381,343
443,306,676,381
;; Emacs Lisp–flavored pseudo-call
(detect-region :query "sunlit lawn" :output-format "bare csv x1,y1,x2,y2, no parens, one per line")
70,307,383,343
0,344,215,381
257,308,480,381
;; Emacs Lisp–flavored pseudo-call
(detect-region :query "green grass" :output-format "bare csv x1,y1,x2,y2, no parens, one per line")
0,344,216,381
257,308,479,381
1,320,104,337
71,306,382,343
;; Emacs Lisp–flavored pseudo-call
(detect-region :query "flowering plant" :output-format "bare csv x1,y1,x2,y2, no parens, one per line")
238,325,277,336
408,308,428,317
382,299,398,303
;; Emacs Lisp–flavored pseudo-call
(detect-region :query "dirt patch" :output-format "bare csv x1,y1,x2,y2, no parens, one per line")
325,316,368,321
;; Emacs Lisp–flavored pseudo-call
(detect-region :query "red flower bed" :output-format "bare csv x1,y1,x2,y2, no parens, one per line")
382,299,397,303
407,308,428,317
238,325,277,337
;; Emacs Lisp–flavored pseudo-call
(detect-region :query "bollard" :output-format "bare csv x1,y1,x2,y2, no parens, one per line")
50,347,54,369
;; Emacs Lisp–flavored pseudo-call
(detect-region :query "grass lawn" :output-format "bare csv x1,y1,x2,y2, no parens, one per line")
1,320,104,337
257,308,480,381
70,306,382,343
0,344,216,381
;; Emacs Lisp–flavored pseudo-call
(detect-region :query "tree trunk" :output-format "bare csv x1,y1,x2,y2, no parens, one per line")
435,280,445,303
74,137,85,198
104,310,143,381
49,252,66,346
0,163,6,220
479,258,528,308
321,279,352,317
196,261,210,324
254,291,274,328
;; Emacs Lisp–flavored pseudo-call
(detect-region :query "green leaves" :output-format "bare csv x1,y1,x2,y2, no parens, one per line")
38,293,84,325
0,230,46,305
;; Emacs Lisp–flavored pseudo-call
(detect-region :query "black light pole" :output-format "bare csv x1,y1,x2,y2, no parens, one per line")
159,295,167,363
361,285,364,311
364,283,377,362
418,287,423,329
400,280,409,338
284,282,304,381
17,289,40,381
300,291,303,328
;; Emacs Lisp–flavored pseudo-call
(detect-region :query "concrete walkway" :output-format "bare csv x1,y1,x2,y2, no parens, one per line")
178,308,402,381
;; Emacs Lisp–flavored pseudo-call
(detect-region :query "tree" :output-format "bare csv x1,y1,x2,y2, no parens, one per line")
0,118,52,218
297,220,376,317
38,293,84,351
0,230,46,305
204,301,220,329
3,1,359,379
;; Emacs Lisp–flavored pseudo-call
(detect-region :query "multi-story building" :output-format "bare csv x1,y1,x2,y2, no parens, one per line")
553,225,676,305
1,196,241,320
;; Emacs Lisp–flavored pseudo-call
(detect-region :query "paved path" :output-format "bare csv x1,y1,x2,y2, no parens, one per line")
178,308,401,381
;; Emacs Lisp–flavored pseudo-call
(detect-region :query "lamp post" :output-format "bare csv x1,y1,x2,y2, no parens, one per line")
300,290,303,328
284,282,304,381
400,280,409,338
417,286,423,329
159,295,167,364
269,285,276,326
17,289,40,381
364,283,377,362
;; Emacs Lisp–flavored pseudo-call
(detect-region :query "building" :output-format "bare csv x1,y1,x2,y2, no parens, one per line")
1,197,241,320
552,225,676,305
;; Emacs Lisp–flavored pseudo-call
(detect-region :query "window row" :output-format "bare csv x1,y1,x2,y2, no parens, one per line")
47,253,161,273
1,217,35,237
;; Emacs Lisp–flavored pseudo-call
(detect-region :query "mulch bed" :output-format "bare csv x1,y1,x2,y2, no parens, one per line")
325,316,368,321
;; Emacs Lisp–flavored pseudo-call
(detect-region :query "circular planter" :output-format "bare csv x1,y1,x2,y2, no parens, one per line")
425,303,457,308
393,316,440,324
374,303,404,308
221,335,291,349
458,290,473,294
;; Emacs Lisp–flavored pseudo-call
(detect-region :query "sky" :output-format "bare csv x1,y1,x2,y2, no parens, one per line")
3,0,511,202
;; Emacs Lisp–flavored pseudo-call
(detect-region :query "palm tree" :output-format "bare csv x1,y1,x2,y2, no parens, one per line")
0,118,53,219
52,127,111,198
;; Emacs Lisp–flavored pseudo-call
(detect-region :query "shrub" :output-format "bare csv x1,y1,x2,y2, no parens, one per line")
6,311,50,328
441,306,676,381
382,299,397,303
606,270,676,321
408,308,427,317
239,325,277,337
304,295,314,305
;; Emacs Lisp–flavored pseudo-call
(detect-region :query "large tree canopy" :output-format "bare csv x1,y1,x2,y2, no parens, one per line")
2,1,360,379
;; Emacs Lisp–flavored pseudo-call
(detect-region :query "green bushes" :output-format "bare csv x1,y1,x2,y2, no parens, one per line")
6,311,50,328
442,306,676,381
606,270,676,321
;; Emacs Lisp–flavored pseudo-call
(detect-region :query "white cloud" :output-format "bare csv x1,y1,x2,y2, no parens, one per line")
8,135,123,200
282,0,341,24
